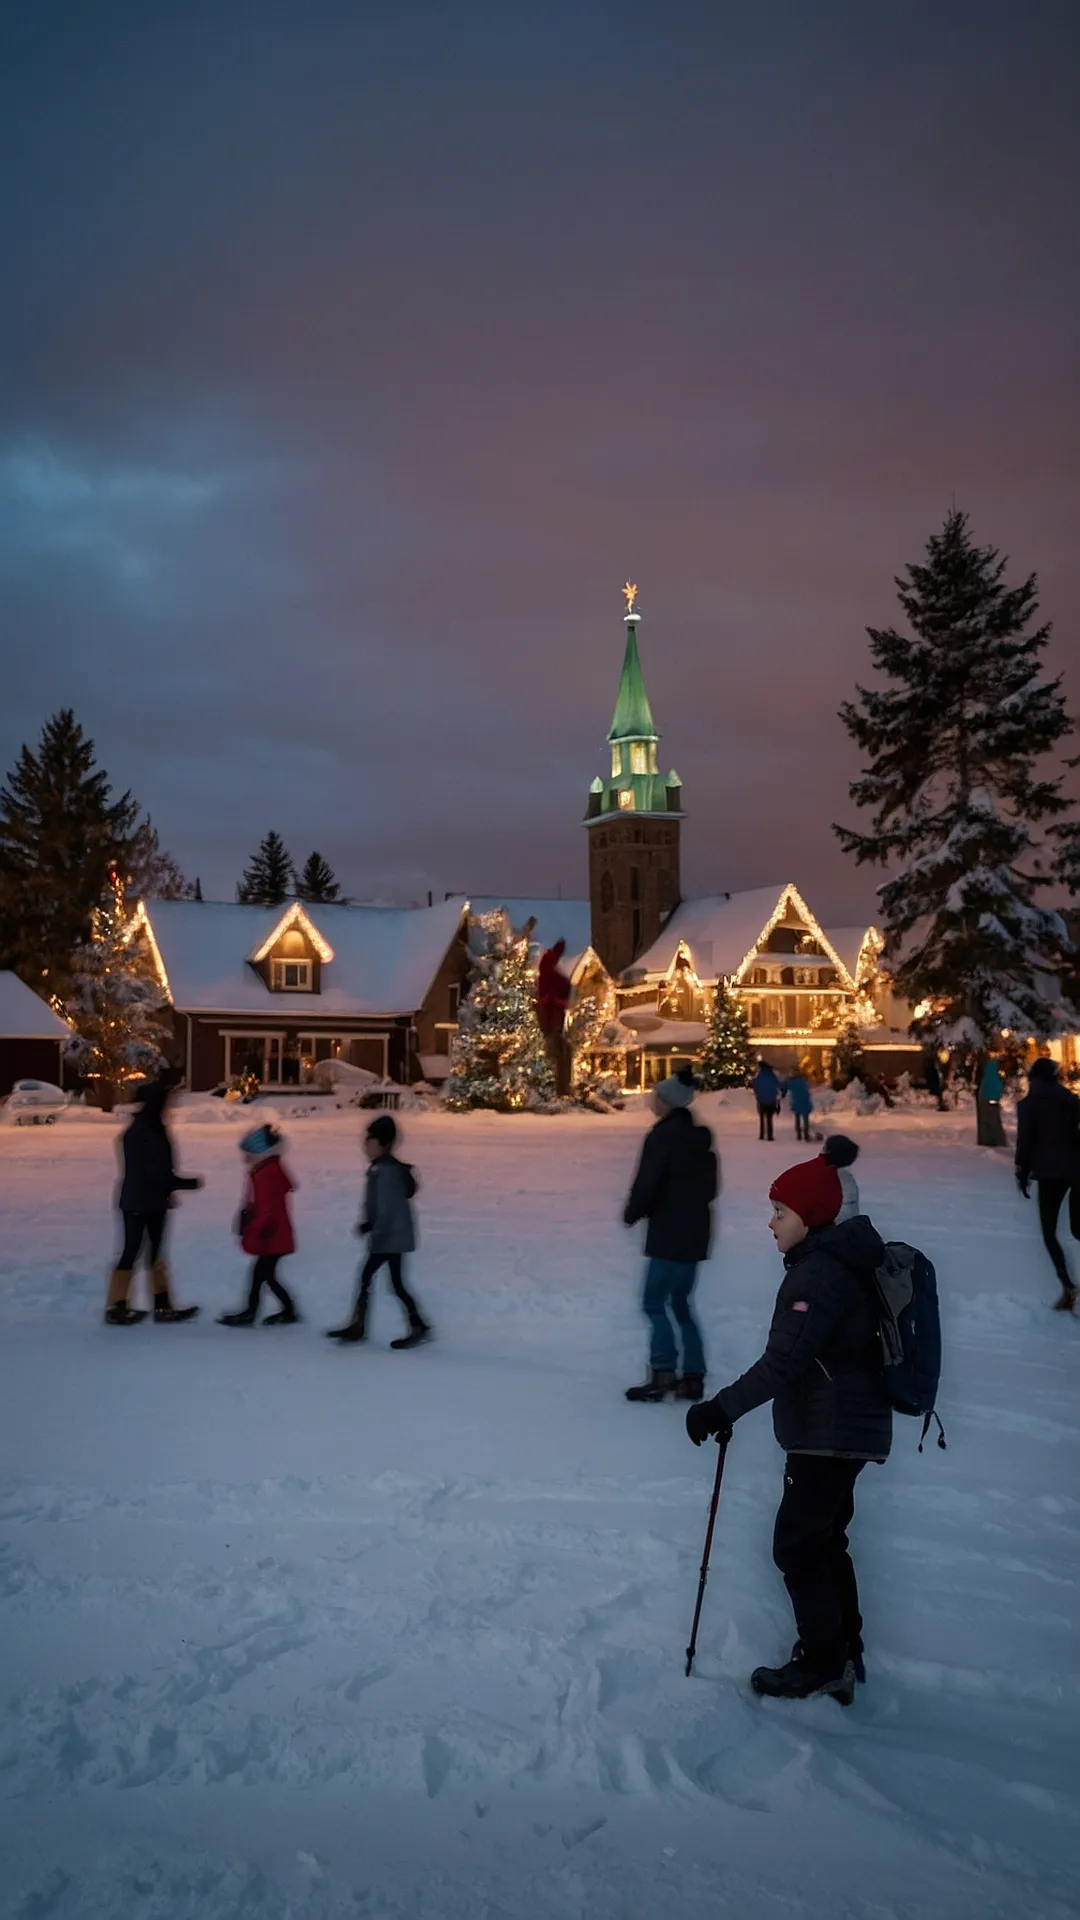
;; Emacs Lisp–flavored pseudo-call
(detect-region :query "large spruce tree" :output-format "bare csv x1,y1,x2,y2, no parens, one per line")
698,977,753,1088
296,851,340,902
445,910,556,1111
0,711,140,992
836,510,1073,1048
237,832,294,905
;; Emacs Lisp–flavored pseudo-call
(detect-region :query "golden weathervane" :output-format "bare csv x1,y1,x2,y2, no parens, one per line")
622,581,638,614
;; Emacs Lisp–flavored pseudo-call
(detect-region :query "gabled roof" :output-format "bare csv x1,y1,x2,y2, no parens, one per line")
608,623,657,741
134,898,465,1016
826,925,883,987
0,971,72,1038
627,885,858,989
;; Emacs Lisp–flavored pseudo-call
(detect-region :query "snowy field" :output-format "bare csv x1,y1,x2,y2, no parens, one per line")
0,1094,1078,1920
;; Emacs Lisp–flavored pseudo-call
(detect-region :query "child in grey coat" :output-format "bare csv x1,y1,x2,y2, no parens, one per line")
326,1116,432,1347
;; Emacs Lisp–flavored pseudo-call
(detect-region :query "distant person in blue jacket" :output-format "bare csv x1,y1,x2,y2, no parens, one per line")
786,1069,814,1143
753,1061,782,1141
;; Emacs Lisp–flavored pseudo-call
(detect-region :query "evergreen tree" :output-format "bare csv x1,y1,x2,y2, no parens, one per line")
124,819,195,899
445,910,556,1111
832,1019,865,1086
0,711,140,993
699,976,753,1088
237,832,294,905
1051,754,1080,898
65,871,172,1112
835,510,1074,1050
296,851,340,902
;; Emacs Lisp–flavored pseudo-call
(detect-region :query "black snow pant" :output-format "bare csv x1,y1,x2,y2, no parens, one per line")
119,1210,168,1271
245,1255,297,1317
1036,1180,1080,1289
353,1251,426,1334
758,1103,775,1142
794,1113,811,1142
773,1455,866,1674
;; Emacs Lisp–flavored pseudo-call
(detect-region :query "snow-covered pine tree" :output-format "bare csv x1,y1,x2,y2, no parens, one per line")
565,975,622,1104
0,710,140,992
237,832,294,905
65,871,173,1111
698,976,753,1088
445,910,556,1111
835,509,1074,1053
1051,754,1080,899
297,851,340,902
124,819,195,899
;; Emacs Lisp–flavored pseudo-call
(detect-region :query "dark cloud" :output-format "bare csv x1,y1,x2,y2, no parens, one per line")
2,0,1078,915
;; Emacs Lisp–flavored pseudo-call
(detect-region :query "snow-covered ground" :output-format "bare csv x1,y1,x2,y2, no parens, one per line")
0,1094,1077,1919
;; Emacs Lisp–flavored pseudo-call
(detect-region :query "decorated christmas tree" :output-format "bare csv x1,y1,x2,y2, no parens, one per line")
65,871,173,1110
698,976,753,1088
565,975,624,1105
445,910,556,1111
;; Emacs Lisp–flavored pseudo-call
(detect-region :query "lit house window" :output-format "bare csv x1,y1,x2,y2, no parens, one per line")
271,959,312,991
618,788,634,810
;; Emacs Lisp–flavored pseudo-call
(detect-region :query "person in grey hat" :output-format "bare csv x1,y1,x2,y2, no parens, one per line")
623,1068,719,1403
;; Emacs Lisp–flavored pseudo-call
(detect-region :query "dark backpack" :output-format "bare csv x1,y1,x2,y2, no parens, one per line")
872,1242,946,1452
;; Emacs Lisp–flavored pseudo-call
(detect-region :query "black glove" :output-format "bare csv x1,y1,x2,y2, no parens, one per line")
686,1399,733,1447
1016,1172,1030,1199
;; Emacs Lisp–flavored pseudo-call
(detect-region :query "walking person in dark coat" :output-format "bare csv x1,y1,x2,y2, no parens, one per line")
623,1068,718,1403
327,1116,431,1347
106,1082,202,1325
687,1155,891,1705
923,1053,947,1111
752,1061,782,1141
786,1069,814,1143
1015,1057,1080,1311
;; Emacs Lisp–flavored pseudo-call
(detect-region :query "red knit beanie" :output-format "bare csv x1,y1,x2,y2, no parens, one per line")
769,1158,843,1229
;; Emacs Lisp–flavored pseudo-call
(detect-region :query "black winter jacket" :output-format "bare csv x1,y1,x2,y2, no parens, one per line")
715,1217,892,1461
1015,1076,1080,1184
117,1113,198,1214
623,1108,718,1265
362,1155,418,1254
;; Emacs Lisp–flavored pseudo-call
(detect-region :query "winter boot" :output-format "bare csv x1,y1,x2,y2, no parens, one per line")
751,1651,856,1707
674,1373,705,1402
326,1304,368,1341
104,1269,145,1325
625,1368,677,1403
263,1306,301,1325
152,1261,199,1323
1052,1283,1078,1313
794,1636,865,1684
217,1309,257,1327
391,1318,432,1350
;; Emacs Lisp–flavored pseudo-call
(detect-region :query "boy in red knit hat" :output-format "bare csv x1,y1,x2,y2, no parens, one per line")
687,1155,891,1705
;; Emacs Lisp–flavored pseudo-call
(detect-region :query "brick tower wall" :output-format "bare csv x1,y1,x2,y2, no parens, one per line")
587,815,681,978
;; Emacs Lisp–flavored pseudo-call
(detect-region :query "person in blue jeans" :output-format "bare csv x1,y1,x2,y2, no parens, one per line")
623,1069,719,1404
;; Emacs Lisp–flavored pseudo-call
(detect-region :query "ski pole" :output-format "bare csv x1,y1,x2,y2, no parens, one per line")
685,1439,727,1677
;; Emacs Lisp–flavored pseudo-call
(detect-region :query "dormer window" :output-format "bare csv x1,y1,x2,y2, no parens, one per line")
271,959,312,991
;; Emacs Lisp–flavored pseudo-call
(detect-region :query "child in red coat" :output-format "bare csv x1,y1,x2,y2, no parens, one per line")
218,1125,301,1326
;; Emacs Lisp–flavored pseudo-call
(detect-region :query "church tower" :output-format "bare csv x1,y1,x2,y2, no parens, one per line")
584,586,684,977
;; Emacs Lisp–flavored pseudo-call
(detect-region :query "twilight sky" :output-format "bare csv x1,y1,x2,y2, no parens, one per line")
2,0,1078,921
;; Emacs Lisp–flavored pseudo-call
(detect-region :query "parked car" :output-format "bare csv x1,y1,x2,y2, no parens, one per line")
5,1079,69,1124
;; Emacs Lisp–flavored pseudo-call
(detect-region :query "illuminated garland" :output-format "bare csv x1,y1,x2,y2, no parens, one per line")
444,910,557,1112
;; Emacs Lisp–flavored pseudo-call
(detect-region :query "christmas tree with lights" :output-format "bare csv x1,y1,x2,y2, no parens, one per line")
698,976,753,1089
445,910,556,1111
65,870,172,1111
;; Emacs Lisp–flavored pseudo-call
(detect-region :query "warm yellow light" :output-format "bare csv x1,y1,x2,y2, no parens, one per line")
622,581,638,614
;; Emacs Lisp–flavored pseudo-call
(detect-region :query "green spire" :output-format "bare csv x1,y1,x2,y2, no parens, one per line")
608,621,657,742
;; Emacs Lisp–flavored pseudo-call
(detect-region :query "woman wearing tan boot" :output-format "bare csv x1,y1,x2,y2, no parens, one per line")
105,1082,203,1325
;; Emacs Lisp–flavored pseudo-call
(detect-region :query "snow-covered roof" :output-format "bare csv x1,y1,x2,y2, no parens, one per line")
629,886,863,989
136,898,466,1016
627,888,791,984
826,926,881,986
0,972,71,1039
